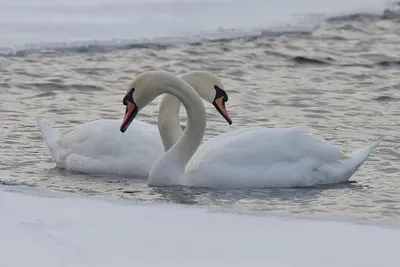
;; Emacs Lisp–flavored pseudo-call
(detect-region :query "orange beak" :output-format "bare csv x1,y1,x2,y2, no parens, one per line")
214,96,232,125
120,101,137,133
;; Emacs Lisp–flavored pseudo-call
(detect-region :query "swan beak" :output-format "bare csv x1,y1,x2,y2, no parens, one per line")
214,96,232,125
120,101,138,133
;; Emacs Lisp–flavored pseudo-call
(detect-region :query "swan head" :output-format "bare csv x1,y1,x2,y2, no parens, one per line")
181,71,232,126
120,70,232,133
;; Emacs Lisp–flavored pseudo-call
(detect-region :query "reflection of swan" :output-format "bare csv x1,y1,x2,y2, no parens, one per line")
38,71,232,177
121,70,381,189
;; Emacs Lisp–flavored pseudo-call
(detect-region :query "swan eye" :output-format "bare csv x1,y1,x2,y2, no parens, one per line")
123,88,135,105
214,85,228,103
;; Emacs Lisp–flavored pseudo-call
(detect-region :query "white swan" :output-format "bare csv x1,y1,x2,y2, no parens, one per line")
38,71,232,177
120,70,381,189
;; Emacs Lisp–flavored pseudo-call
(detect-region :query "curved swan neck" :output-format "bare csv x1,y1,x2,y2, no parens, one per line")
157,94,183,152
147,74,206,186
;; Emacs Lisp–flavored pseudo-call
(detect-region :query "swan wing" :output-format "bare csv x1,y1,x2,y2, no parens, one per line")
187,126,265,168
39,119,163,177
185,126,367,188
188,126,344,170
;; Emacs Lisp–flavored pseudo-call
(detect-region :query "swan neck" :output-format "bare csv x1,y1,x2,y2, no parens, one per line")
157,94,183,152
149,78,206,186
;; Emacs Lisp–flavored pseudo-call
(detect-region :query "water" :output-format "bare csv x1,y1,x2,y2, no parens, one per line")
1,0,400,222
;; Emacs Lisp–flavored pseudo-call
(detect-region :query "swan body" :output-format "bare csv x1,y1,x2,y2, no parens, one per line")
39,119,161,177
39,71,231,177
121,70,381,189
184,126,381,188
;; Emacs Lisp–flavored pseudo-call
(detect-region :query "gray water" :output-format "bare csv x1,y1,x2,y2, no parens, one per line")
1,13,399,222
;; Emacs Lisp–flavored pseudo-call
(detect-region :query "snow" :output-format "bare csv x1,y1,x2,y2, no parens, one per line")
0,0,388,51
1,185,399,267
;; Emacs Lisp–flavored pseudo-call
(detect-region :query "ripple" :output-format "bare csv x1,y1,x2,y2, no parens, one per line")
72,67,113,75
379,168,400,174
292,56,332,65
376,60,400,67
0,82,11,88
25,82,68,91
14,71,44,78
302,108,333,114
373,96,400,102
68,84,105,91
33,91,57,98
264,50,289,59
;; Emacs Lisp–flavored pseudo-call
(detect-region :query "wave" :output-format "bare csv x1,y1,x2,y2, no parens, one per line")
292,56,333,65
376,60,400,67
373,96,400,102
0,29,265,57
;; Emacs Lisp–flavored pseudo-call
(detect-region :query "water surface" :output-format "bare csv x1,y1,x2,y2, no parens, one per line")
1,10,400,222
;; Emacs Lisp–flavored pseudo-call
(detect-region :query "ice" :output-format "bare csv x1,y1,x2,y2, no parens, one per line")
1,185,399,267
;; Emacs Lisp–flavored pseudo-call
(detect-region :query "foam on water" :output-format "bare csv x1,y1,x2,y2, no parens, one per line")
0,0,389,55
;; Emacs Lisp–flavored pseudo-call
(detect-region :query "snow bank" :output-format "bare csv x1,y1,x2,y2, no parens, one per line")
1,186,399,267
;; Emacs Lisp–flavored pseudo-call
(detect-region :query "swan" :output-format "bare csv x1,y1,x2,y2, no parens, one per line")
120,70,381,189
38,71,232,177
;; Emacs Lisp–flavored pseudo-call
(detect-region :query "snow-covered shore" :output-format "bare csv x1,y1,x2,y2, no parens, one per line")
1,185,399,267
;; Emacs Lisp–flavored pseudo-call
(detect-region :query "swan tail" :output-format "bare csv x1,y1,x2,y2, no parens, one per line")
321,138,381,183
38,120,61,162
347,138,381,163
